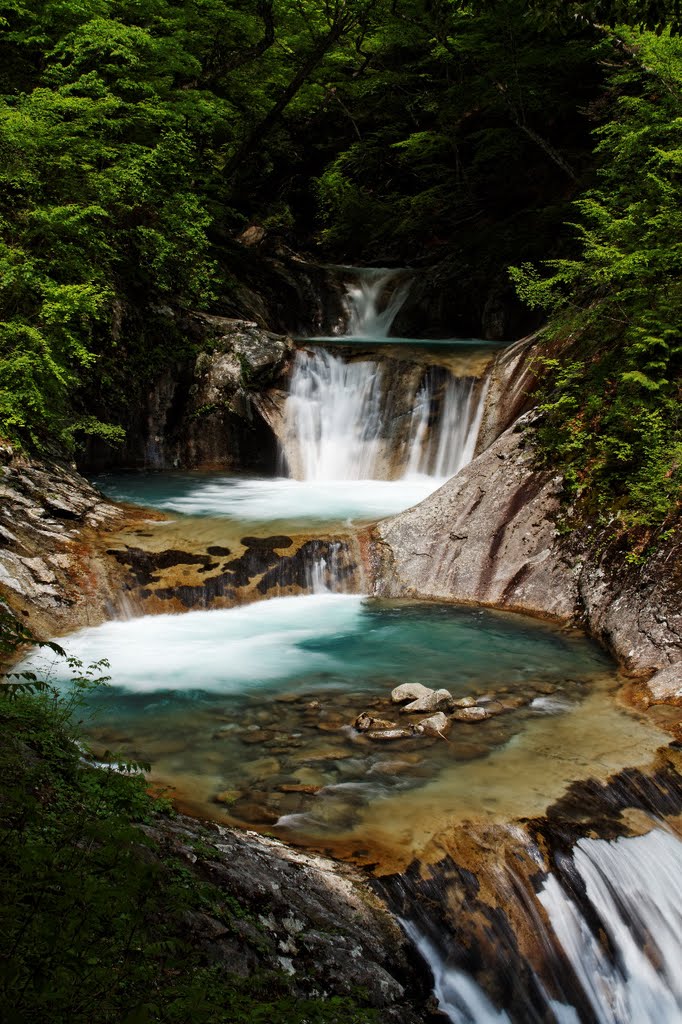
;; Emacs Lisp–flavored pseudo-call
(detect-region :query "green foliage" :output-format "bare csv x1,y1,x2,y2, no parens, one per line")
0,629,380,1024
511,29,682,531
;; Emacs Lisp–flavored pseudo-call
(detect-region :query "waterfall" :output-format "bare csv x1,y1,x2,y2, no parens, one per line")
539,828,682,1023
282,348,386,480
405,373,488,479
397,827,682,1024
281,348,485,484
343,267,412,338
400,919,512,1024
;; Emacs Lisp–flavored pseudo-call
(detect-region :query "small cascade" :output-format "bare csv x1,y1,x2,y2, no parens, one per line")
343,267,412,338
539,828,682,1023
389,826,682,1024
405,372,488,479
400,920,511,1024
303,539,354,594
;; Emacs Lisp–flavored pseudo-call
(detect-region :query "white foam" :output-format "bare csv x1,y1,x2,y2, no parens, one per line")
22,594,365,694
539,828,682,1023
126,474,445,522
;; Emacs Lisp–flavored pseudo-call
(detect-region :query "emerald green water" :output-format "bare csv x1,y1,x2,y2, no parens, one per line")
23,592,666,864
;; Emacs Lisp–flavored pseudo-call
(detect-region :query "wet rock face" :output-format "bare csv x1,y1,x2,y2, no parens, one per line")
391,262,540,342
0,446,133,636
108,536,357,611
370,415,576,621
140,814,431,1022
369,415,682,679
82,317,292,473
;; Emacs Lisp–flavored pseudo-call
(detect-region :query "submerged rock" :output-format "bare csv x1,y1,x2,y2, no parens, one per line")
366,728,415,741
451,706,490,722
355,712,398,733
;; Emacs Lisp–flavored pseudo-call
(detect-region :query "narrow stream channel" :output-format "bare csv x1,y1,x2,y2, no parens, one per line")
22,268,682,1023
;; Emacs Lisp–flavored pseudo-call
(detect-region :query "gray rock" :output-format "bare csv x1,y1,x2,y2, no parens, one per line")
368,411,682,677
414,712,451,736
138,813,428,1021
452,696,477,708
644,664,682,706
391,683,434,704
401,688,453,714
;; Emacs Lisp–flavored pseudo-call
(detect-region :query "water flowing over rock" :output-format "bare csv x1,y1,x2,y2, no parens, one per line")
377,750,682,1024
342,267,413,338
279,347,487,484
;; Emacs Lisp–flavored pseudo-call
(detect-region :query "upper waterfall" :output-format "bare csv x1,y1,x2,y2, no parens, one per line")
342,267,412,339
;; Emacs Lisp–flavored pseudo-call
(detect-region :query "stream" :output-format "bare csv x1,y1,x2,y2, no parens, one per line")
22,267,682,1023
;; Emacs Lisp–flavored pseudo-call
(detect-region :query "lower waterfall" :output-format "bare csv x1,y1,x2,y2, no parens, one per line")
392,826,682,1024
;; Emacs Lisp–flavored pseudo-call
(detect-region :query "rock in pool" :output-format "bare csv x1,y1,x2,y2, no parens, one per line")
391,682,434,704
401,688,453,714
414,712,451,737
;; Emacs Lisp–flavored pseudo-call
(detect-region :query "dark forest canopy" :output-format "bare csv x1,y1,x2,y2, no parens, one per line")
0,0,680,534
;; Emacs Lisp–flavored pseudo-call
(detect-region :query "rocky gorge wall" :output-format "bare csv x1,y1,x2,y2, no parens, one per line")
82,315,293,473
365,330,682,703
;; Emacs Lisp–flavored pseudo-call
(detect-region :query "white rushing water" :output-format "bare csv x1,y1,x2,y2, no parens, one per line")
406,827,682,1024
400,919,512,1024
25,594,366,694
344,267,412,338
539,828,682,1024
284,348,385,481
406,372,488,478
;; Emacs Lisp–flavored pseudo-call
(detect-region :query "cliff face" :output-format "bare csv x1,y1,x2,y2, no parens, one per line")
82,317,292,473
0,444,137,638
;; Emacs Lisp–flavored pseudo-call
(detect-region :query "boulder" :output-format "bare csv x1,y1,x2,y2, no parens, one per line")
391,683,434,704
452,696,477,708
414,713,451,737
401,688,452,714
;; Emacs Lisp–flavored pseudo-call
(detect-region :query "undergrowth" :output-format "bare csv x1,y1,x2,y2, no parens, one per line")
0,602,378,1024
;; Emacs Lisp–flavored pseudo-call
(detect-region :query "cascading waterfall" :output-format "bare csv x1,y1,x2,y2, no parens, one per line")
282,348,386,481
343,267,412,338
281,347,486,484
398,826,682,1024
281,267,487,486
